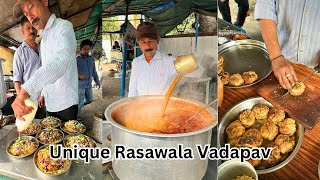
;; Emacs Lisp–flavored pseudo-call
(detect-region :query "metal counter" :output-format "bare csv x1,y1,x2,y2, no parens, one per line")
0,119,102,180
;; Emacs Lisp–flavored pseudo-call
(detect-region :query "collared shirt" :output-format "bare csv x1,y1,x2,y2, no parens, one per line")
22,14,78,112
128,51,177,97
255,0,320,68
77,55,100,89
13,41,41,99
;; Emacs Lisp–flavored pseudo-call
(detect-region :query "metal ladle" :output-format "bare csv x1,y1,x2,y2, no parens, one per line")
187,99,217,122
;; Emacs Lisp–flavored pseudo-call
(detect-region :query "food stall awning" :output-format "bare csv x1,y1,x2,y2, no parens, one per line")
74,2,102,46
102,0,217,36
102,0,173,17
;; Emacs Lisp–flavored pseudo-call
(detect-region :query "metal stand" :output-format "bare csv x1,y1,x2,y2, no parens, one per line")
120,0,131,99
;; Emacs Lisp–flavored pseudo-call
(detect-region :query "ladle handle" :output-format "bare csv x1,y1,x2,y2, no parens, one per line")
188,99,217,121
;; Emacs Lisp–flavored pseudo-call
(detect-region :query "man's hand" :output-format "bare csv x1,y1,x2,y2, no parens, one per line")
95,83,101,89
38,96,45,108
272,56,298,90
79,74,88,80
258,19,298,89
11,89,32,121
14,81,22,95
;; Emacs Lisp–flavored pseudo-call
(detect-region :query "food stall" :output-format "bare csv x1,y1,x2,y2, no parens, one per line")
0,1,104,179
101,0,218,179
218,38,320,179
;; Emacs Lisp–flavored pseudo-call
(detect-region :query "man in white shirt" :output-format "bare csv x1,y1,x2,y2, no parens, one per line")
255,0,320,90
128,22,177,97
13,15,45,118
11,0,78,121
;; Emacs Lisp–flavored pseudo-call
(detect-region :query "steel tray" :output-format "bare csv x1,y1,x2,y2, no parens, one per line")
218,97,304,174
218,39,272,88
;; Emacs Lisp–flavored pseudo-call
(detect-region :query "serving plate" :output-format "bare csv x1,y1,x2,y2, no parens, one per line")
218,40,272,88
60,120,86,135
20,122,41,136
6,135,39,158
33,144,71,176
218,97,304,174
40,116,61,129
36,128,64,145
63,134,97,148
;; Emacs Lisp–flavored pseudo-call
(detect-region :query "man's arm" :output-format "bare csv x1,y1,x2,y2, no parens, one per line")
12,50,23,94
254,0,298,89
38,96,45,108
14,82,22,94
258,19,281,60
92,60,100,86
77,57,88,80
259,19,298,90
21,21,76,97
38,89,45,108
13,21,76,119
128,60,138,97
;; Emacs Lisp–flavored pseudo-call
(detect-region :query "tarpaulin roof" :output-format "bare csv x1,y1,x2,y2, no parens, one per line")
102,0,173,17
102,0,217,36
144,0,217,36
1,0,216,47
74,2,102,45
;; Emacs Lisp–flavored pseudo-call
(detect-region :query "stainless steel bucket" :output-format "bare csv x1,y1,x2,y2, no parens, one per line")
105,96,217,180
0,58,7,109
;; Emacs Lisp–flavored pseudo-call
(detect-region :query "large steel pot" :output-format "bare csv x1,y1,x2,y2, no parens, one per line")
0,58,7,109
105,96,217,180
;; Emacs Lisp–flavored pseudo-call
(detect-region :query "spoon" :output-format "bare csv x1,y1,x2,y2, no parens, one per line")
187,99,217,122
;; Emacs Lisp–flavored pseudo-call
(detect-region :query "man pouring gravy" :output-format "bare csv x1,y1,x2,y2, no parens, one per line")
128,22,178,97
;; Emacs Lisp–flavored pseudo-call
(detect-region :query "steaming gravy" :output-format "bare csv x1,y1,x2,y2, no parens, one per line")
111,98,213,134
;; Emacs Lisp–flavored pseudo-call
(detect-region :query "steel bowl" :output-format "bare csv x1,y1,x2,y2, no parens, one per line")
20,122,41,136
218,97,304,174
218,160,258,180
6,135,39,158
39,117,61,129
36,128,64,145
33,144,72,176
63,134,97,148
218,39,272,88
60,120,86,135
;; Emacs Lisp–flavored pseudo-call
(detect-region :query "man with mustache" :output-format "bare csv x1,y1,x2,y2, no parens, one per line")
11,0,78,121
128,22,177,97
13,16,45,118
